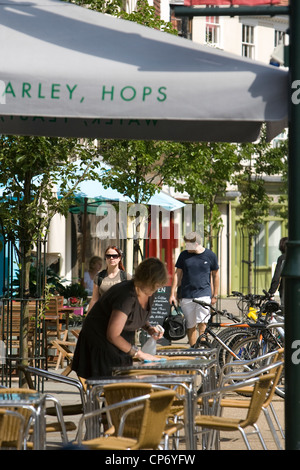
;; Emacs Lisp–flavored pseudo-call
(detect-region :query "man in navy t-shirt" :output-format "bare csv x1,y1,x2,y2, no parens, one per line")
169,232,219,346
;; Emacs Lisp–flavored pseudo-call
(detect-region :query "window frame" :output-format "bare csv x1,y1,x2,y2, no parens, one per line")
241,23,255,59
205,16,220,47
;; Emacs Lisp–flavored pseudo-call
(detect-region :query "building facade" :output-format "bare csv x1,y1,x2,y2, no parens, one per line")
45,1,289,299
169,3,289,296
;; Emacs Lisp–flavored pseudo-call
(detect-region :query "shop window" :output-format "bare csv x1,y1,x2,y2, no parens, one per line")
254,220,282,267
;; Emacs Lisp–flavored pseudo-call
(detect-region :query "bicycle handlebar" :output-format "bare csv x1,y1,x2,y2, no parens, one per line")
192,298,284,331
229,289,273,302
230,291,243,297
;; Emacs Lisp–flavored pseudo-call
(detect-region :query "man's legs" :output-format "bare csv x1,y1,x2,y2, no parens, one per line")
198,322,207,337
187,326,197,346
187,323,207,346
181,298,211,346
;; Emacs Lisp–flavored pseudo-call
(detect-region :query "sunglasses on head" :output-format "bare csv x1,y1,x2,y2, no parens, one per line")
105,254,120,259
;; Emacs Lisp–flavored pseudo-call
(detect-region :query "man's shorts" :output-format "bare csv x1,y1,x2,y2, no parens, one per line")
180,297,211,328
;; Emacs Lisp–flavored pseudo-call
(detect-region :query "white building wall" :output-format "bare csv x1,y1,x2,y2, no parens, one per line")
192,14,288,64
192,17,205,44
160,0,171,23
222,18,242,55
218,203,229,297
48,213,73,283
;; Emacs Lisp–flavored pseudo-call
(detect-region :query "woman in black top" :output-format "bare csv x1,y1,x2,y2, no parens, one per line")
72,257,168,379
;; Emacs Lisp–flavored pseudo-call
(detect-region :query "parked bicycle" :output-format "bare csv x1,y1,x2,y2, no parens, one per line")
229,289,280,322
192,301,253,366
192,298,285,397
227,300,285,398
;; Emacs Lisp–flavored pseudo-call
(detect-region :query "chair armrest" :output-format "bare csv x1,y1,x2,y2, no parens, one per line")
220,348,283,376
199,376,259,401
199,361,282,402
18,365,86,411
219,360,283,389
221,360,282,384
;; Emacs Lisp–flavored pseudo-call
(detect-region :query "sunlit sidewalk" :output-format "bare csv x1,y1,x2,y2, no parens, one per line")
43,369,285,451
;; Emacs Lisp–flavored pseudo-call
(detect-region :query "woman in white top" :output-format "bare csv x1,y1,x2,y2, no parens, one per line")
87,245,131,313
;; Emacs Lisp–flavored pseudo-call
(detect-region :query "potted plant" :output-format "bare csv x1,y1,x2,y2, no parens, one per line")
59,283,88,326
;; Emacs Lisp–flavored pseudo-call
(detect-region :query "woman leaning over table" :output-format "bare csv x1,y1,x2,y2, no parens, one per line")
87,245,131,313
72,257,167,378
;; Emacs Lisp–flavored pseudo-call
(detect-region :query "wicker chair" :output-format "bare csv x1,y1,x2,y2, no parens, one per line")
0,387,77,449
77,388,176,450
115,356,197,448
0,408,26,449
195,372,277,450
217,349,285,449
92,382,183,449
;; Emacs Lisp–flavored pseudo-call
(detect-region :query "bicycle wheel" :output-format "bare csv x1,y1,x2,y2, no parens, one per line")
211,327,254,370
265,326,285,397
225,334,285,398
212,327,254,348
226,333,278,363
230,335,264,360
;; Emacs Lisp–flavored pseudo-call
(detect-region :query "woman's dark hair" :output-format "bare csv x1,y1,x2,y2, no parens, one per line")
105,245,125,271
279,237,288,254
134,257,168,290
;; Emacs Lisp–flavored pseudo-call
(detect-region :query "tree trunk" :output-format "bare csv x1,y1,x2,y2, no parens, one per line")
18,242,32,387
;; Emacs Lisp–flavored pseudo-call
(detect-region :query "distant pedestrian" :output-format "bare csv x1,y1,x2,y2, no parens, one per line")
269,237,288,305
169,232,219,346
83,256,103,296
87,246,131,313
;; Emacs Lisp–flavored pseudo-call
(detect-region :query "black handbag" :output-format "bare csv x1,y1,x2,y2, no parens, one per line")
163,303,186,341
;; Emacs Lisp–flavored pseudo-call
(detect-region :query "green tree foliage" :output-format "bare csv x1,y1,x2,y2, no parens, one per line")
118,0,177,34
98,139,180,268
0,135,100,256
64,0,123,15
161,141,240,243
98,139,168,204
68,0,177,34
234,131,288,237
0,135,100,368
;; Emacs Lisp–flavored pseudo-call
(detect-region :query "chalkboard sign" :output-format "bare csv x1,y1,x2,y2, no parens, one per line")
139,286,171,346
149,286,171,325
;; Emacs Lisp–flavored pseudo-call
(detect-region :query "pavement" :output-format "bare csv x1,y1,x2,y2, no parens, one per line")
23,297,287,451
42,369,285,452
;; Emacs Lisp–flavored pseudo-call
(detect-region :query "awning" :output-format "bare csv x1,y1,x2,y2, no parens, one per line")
0,0,288,142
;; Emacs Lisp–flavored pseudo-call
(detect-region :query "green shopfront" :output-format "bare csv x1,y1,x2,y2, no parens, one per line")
230,203,288,296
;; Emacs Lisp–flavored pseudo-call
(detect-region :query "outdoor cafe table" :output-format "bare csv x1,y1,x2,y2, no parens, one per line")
86,374,198,449
114,353,218,394
156,347,217,358
154,348,218,395
85,355,217,450
0,390,47,450
156,347,217,363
